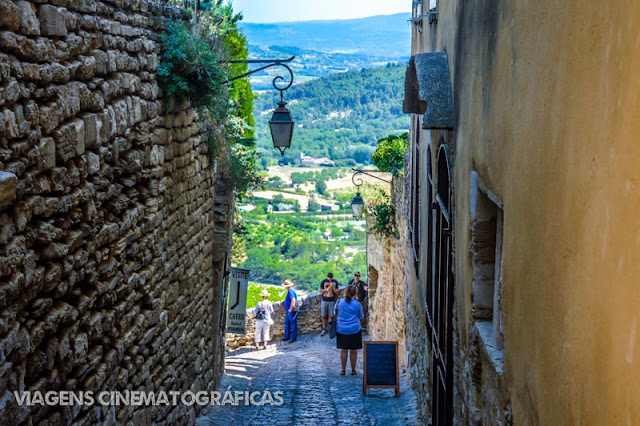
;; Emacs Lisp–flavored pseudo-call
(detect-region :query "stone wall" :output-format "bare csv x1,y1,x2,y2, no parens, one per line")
366,178,409,366
225,293,324,350
0,1,232,424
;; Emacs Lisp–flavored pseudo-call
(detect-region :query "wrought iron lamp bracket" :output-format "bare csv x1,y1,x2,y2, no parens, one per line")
351,167,392,189
224,56,295,100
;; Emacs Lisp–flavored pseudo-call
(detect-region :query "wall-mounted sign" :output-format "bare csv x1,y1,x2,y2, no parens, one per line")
226,267,249,334
363,341,400,397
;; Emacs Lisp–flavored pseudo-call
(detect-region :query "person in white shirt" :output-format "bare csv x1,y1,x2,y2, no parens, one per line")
253,289,274,350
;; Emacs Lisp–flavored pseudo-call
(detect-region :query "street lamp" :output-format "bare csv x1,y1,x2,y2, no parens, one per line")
351,192,365,218
350,168,392,218
269,97,294,155
226,56,295,155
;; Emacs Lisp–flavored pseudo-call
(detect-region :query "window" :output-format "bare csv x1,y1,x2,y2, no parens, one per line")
411,0,423,25
425,148,434,334
428,0,438,24
469,172,504,351
410,116,421,275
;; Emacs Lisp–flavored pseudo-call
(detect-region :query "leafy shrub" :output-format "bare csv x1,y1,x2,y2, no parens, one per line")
371,132,408,177
157,20,226,112
366,188,398,239
369,201,398,239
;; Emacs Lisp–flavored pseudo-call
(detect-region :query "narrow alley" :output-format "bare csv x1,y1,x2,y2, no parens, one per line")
197,334,422,425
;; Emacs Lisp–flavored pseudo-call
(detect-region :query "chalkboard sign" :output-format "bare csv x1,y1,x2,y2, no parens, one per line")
363,341,399,397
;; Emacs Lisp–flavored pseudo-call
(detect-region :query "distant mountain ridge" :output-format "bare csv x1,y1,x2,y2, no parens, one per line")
240,13,411,58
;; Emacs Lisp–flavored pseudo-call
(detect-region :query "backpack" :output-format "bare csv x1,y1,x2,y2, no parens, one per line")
255,304,265,320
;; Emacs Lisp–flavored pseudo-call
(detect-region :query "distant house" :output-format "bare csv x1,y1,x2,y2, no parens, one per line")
275,203,295,212
298,152,335,167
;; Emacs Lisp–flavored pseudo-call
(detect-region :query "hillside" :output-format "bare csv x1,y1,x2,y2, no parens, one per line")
253,63,410,164
240,13,411,58
246,44,405,89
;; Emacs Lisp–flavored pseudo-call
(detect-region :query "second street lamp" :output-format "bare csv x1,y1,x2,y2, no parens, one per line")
351,192,365,218
349,167,392,218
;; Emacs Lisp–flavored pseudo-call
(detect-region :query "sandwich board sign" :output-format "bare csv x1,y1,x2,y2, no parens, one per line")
363,341,400,397
226,267,249,334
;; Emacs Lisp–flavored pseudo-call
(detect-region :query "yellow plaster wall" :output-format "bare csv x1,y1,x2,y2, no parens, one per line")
414,1,640,424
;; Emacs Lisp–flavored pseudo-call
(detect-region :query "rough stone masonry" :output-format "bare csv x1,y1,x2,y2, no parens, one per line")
0,1,233,424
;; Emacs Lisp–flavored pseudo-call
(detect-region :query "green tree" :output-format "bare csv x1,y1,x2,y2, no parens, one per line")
308,199,321,212
315,180,327,195
371,132,408,177
266,176,284,189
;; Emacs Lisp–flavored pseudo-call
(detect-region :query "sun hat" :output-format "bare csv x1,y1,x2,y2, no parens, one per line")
282,280,294,288
260,289,270,297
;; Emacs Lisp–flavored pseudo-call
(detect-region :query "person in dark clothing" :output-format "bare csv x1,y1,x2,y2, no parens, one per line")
348,271,368,324
348,271,368,301
319,272,340,336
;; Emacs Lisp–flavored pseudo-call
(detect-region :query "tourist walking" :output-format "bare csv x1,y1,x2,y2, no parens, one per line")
335,284,364,375
253,289,274,350
348,271,369,322
281,280,298,343
319,272,340,336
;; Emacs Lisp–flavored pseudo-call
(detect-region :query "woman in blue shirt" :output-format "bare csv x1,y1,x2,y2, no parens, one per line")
335,284,364,375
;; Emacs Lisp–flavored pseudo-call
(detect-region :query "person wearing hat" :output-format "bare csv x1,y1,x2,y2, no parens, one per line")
348,271,369,323
253,289,275,350
281,280,298,343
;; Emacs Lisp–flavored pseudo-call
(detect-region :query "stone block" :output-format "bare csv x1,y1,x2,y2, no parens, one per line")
0,171,17,211
0,0,20,31
77,55,97,81
37,5,67,37
4,78,20,104
81,113,99,148
39,102,62,134
149,145,164,166
53,122,77,164
39,137,55,170
3,108,18,139
87,151,100,175
16,1,40,36
70,118,85,156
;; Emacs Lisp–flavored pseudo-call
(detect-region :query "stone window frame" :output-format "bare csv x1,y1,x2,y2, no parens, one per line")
469,171,505,368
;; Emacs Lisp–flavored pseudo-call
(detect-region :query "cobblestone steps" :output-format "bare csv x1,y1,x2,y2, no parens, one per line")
198,333,423,425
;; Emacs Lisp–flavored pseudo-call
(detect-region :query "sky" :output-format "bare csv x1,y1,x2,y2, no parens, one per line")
229,0,410,23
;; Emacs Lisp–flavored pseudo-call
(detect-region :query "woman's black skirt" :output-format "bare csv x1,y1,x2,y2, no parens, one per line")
336,330,362,350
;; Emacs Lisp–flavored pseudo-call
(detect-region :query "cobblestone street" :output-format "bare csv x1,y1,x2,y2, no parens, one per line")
197,334,422,425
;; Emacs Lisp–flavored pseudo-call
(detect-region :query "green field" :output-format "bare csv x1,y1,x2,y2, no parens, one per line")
246,282,287,310
236,198,367,293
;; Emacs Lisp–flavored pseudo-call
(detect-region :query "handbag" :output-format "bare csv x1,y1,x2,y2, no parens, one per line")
329,300,339,339
329,319,337,339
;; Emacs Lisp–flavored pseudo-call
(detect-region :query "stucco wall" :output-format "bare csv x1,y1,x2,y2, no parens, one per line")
0,2,232,424
410,0,640,424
